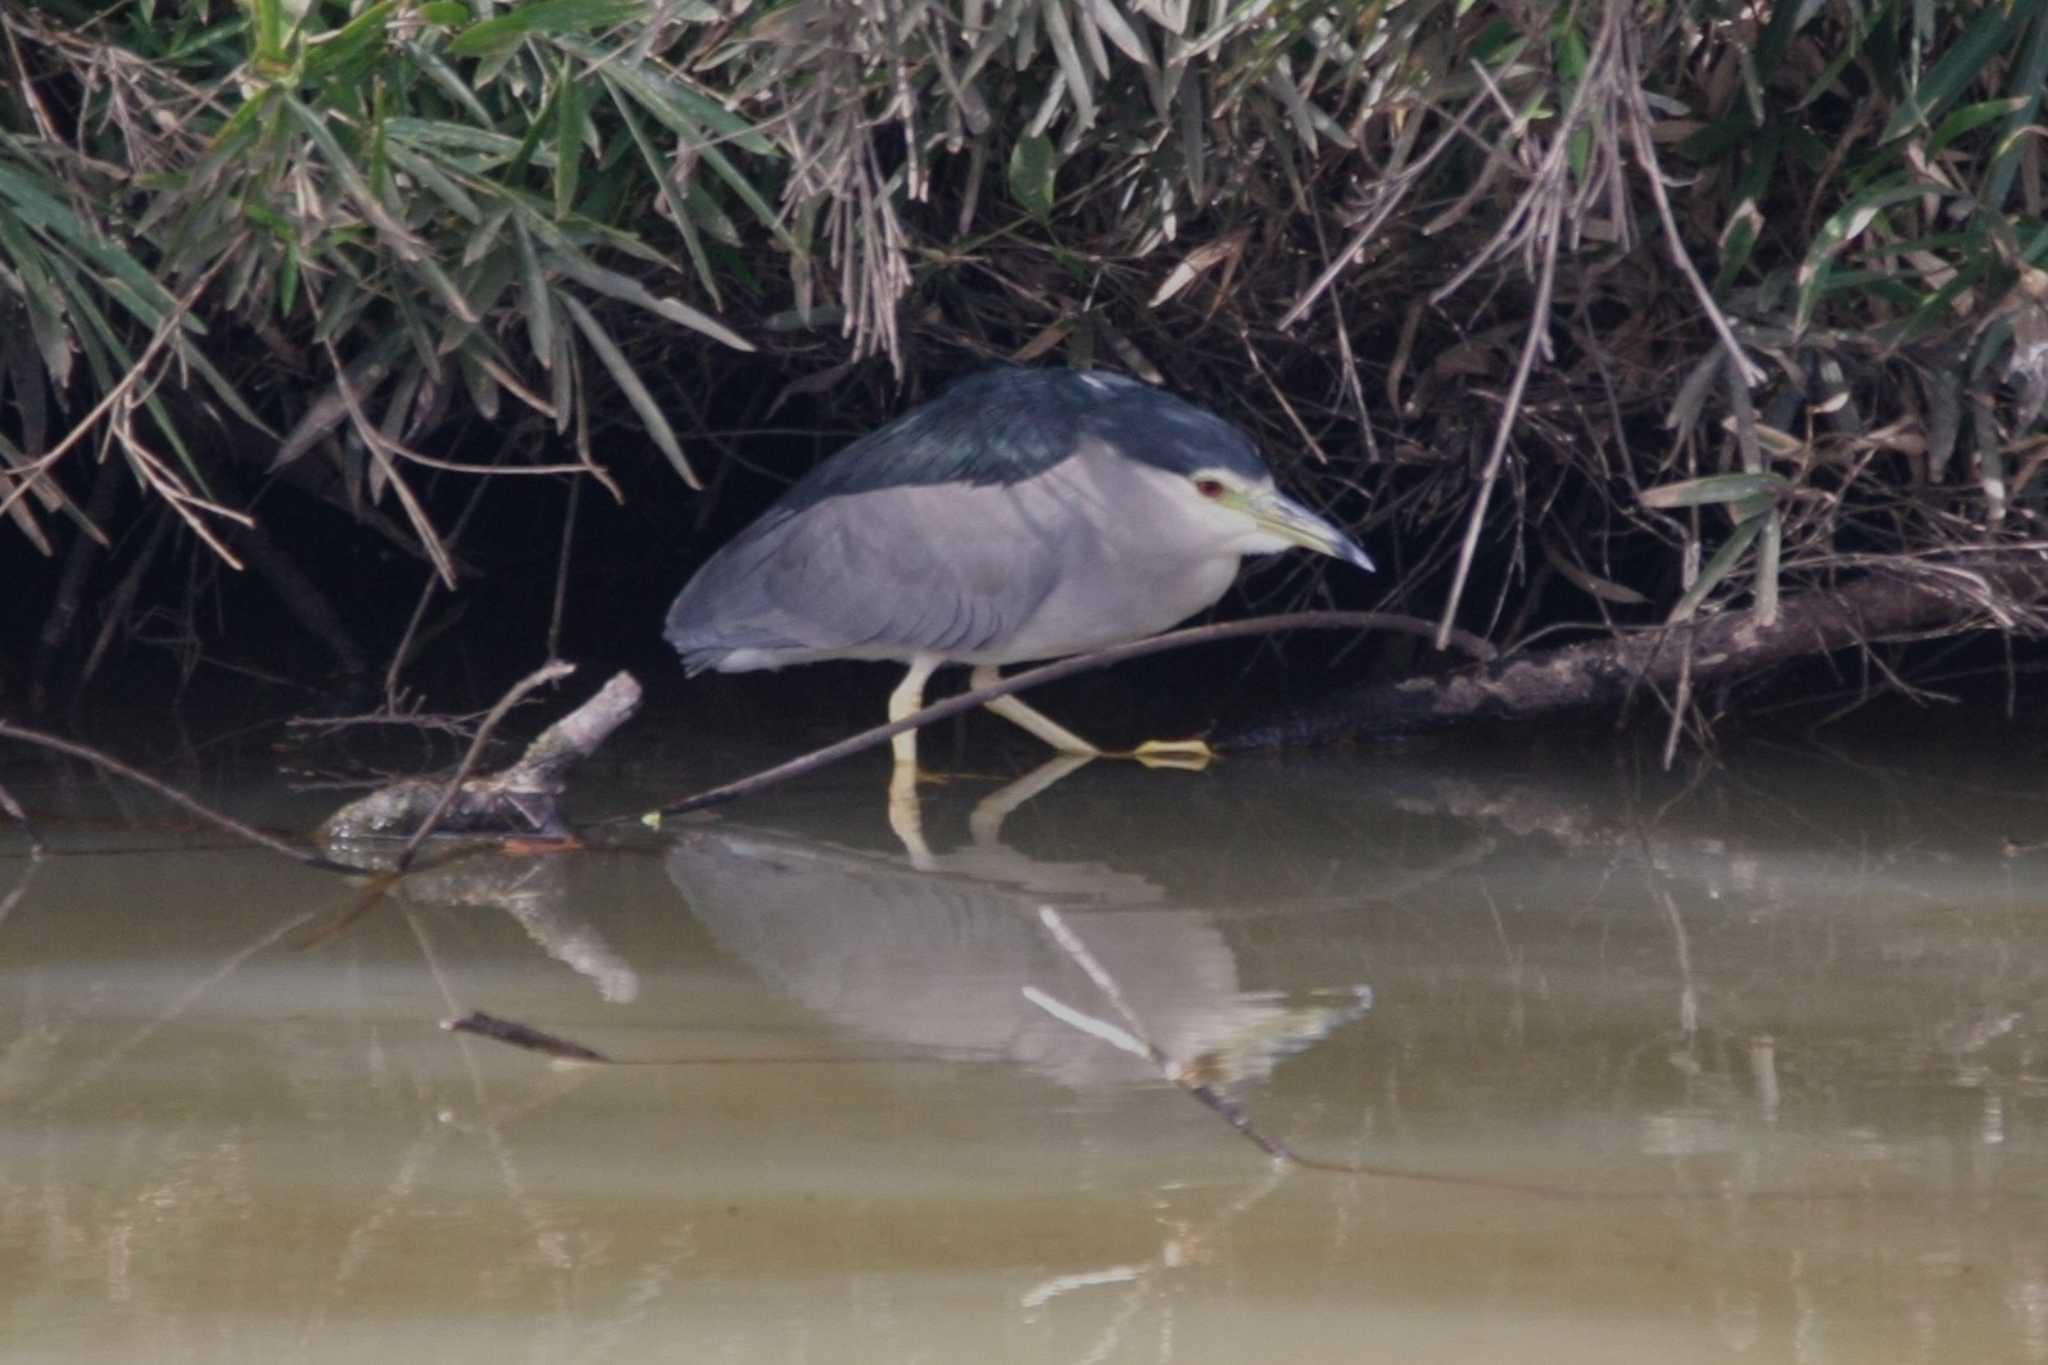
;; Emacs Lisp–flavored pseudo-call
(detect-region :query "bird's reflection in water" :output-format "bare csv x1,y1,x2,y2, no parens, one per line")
668,757,1370,1090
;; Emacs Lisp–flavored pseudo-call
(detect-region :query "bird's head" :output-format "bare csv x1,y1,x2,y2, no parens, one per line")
1068,370,1375,575
1178,465,1375,572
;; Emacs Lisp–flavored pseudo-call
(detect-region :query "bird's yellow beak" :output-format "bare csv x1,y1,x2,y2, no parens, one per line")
1239,487,1376,572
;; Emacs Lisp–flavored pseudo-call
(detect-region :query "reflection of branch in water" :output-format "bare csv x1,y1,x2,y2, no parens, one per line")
0,777,43,855
408,911,578,1280
303,842,642,1003
300,1119,451,1349
0,855,38,931
499,890,641,1003
1025,906,1310,1166
1025,907,1647,1195
1020,1166,1290,1362
291,914,697,1355
33,907,322,1112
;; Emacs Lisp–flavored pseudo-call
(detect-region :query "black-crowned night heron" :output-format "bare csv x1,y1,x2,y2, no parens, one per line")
664,366,1373,768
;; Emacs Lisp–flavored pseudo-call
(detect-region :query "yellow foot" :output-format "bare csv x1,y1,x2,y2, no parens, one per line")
1121,737,1218,771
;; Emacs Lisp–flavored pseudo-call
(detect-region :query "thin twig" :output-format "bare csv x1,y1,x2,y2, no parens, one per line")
317,329,458,589
547,475,582,662
1277,89,1486,331
0,720,360,874
1436,192,1563,650
385,468,494,707
0,250,235,526
1620,20,1765,389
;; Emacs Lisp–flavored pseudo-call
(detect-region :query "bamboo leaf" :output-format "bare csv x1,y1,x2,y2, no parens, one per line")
1540,528,1649,606
602,74,720,302
1794,180,1953,333
1713,199,1764,295
1640,472,1787,511
561,292,700,488
1039,0,1096,130
1665,350,1725,434
1009,133,1057,219
302,1,398,84
513,220,556,365
1087,0,1154,68
553,254,751,351
1927,97,2030,157
284,97,425,262
575,40,776,155
555,54,585,219
1754,508,1781,627
381,142,482,224
1667,517,1763,624
1879,3,2016,143
449,0,645,58
599,66,792,249
1989,8,2048,209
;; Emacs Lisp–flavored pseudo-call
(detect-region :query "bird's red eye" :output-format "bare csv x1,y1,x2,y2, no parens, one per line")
1194,477,1225,499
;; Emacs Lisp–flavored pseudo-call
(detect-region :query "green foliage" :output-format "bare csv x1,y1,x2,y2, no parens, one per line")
1645,0,2048,645
1,0,773,567
4,0,2048,694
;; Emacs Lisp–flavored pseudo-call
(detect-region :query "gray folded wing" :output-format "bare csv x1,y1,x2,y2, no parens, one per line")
665,481,1067,669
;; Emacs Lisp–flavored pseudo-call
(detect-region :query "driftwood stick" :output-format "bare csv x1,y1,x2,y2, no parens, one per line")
644,610,1488,819
393,660,576,871
321,668,640,849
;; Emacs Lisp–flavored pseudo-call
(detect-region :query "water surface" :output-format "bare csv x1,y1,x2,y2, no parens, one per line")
4,730,2046,1362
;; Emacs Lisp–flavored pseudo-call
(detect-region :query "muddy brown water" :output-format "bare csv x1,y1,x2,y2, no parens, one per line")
4,731,2046,1362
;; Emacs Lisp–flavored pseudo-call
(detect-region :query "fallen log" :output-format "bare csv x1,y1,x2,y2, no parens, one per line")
1222,554,2048,749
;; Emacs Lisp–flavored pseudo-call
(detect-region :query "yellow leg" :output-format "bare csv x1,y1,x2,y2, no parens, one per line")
888,655,943,770
969,664,1102,757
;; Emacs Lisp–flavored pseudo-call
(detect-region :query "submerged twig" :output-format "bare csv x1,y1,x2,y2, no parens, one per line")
441,1007,915,1068
445,1010,610,1062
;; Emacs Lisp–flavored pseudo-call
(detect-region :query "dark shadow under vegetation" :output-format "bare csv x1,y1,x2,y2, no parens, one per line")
3,0,2047,757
